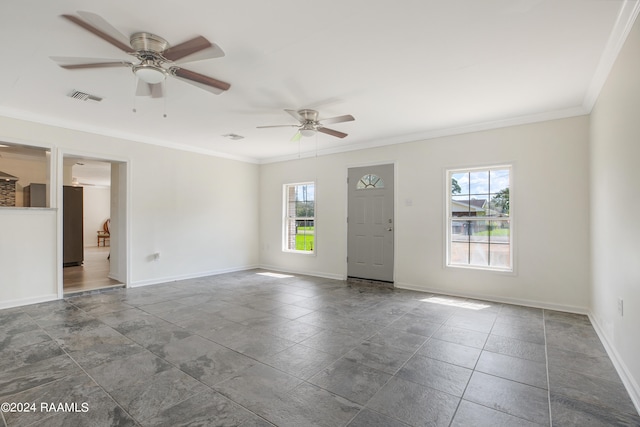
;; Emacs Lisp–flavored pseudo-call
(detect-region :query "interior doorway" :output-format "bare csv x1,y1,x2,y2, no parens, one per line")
61,156,127,294
347,163,395,283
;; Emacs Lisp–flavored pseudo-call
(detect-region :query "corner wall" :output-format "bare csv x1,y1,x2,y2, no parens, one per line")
589,13,640,409
259,116,591,312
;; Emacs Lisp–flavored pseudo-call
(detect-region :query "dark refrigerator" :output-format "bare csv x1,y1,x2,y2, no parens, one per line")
63,185,84,266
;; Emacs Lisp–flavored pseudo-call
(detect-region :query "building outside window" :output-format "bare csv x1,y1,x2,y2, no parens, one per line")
283,182,315,253
447,166,511,271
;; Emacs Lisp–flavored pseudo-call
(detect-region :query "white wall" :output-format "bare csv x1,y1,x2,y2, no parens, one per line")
0,208,57,308
0,116,260,307
260,116,591,311
590,14,640,408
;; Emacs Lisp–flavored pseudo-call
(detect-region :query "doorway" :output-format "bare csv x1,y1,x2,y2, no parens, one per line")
61,156,127,294
347,163,395,283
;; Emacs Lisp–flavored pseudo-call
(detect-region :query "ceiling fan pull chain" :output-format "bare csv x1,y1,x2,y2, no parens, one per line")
163,81,167,118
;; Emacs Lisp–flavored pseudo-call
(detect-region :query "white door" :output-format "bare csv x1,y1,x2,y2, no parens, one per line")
347,164,394,282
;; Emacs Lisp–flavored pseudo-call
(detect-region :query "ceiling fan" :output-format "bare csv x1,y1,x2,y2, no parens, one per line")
258,109,355,141
51,11,230,98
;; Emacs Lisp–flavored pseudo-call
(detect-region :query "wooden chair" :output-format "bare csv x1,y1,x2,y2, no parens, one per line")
97,219,110,247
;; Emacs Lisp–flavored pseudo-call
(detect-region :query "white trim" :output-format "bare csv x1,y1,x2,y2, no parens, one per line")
282,181,316,254
445,165,513,272
345,162,397,283
260,108,588,164
0,294,58,310
583,0,640,111
588,312,640,415
129,264,260,288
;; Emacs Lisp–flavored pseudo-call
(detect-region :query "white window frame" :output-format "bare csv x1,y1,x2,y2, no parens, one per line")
283,182,315,254
446,165,513,272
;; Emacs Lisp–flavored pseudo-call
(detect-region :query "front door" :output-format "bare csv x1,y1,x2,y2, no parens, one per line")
347,164,394,282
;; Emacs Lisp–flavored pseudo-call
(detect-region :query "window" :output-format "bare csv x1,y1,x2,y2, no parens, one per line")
284,182,315,253
447,166,511,271
356,174,385,189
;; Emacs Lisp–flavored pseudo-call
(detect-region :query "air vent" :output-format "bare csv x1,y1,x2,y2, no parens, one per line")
68,90,102,102
222,133,245,140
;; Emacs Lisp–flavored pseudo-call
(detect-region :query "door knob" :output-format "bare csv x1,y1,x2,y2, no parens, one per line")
387,227,393,231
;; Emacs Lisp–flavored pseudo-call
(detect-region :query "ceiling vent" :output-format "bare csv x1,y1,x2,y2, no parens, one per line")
222,133,245,140
68,90,102,102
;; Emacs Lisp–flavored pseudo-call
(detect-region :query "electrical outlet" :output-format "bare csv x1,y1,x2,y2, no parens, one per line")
618,298,624,316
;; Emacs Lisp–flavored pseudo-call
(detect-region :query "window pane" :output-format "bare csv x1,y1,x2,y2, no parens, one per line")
469,243,489,266
469,171,489,196
285,183,315,253
447,166,511,271
451,172,469,195
450,241,469,265
490,242,510,268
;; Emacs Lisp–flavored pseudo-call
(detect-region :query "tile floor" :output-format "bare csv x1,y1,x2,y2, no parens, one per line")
1,270,638,426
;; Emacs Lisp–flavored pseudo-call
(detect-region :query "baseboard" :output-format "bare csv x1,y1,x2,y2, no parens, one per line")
129,264,260,288
0,293,58,310
588,312,640,415
394,281,589,314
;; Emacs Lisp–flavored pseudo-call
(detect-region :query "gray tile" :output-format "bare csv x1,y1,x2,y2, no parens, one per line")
484,334,547,363
256,319,324,343
0,340,65,371
445,313,496,333
344,340,415,374
367,376,459,427
300,329,364,356
397,354,473,397
476,351,548,389
464,372,550,425
2,373,136,427
367,328,428,352
347,408,407,427
263,343,339,380
268,303,314,320
417,337,482,369
309,358,392,405
550,392,640,427
86,350,173,392
548,365,638,416
140,390,261,427
110,366,208,422
388,313,442,337
491,321,545,345
452,400,544,427
0,354,79,399
546,345,619,380
214,362,303,409
432,325,489,348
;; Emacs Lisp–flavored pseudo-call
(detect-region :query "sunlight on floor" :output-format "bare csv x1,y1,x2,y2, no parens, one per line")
256,272,295,279
420,296,492,310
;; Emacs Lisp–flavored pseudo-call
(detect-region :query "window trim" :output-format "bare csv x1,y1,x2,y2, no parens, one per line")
282,181,316,255
445,165,513,273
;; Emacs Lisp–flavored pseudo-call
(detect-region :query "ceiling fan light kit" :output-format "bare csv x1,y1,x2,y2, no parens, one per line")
258,108,355,140
53,12,230,97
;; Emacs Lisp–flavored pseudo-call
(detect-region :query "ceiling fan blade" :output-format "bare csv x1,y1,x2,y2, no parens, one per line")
318,127,348,138
170,67,230,94
256,125,299,129
136,80,163,98
321,114,355,125
50,56,132,69
291,131,302,142
63,12,132,53
163,36,224,62
285,109,303,122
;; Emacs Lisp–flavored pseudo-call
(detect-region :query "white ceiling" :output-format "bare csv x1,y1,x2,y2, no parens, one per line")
0,0,637,165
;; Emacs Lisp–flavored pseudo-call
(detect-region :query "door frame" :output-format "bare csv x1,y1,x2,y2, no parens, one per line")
57,149,130,298
345,161,397,282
